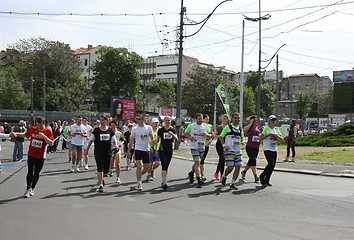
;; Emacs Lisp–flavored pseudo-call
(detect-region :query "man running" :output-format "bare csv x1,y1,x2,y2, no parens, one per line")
68,116,87,172
220,112,245,190
12,116,54,198
108,120,123,183
185,113,212,187
127,114,154,191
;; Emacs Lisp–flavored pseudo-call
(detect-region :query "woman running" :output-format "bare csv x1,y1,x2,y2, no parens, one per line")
213,114,229,181
155,116,178,190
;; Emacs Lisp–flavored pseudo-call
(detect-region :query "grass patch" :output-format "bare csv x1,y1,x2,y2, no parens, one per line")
296,149,354,163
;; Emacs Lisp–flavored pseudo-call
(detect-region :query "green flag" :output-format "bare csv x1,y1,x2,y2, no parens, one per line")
216,84,231,118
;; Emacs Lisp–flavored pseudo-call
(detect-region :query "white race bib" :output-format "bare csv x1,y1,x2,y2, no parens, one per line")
140,134,148,141
231,136,241,146
196,136,205,148
100,134,110,141
252,135,260,143
163,132,172,139
31,139,43,148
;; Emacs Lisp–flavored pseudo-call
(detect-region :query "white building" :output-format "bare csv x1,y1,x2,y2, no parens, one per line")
74,45,102,82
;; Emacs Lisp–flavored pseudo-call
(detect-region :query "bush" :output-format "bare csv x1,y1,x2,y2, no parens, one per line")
296,123,354,147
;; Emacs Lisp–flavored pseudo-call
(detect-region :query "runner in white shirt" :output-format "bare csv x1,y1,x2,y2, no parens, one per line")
127,114,154,191
82,117,93,170
68,116,87,172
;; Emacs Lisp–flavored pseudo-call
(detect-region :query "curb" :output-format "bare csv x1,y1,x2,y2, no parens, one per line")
173,155,354,179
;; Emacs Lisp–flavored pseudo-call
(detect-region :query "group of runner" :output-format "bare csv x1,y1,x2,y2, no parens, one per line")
7,110,283,197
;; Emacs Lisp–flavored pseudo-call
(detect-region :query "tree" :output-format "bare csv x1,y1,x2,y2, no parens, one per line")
146,80,177,108
91,47,143,108
316,87,333,116
9,37,85,112
182,66,235,120
0,64,30,109
295,92,312,119
245,72,265,91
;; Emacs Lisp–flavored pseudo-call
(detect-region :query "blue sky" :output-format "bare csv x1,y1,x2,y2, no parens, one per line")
1,0,354,79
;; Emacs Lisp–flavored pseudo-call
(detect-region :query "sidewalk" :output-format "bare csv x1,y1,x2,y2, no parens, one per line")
174,142,354,178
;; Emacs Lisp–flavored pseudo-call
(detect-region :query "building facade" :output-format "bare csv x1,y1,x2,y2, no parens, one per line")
74,45,102,82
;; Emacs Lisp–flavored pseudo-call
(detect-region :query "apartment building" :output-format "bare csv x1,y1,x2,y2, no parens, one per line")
74,45,102,82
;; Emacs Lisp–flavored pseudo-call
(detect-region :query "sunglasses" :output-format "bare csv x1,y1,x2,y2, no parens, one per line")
136,118,142,120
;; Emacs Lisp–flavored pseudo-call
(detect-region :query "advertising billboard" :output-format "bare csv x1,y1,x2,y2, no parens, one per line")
111,97,136,121
333,70,354,83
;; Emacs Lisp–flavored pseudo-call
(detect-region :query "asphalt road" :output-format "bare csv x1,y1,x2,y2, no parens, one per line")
1,145,354,240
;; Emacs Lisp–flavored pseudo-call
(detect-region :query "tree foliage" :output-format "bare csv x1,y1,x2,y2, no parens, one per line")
0,64,30,109
146,80,177,108
295,92,312,119
9,37,85,111
91,47,143,106
316,87,333,116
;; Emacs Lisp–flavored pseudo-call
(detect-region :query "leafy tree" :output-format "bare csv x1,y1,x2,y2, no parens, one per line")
9,37,85,111
245,72,265,91
295,92,312,119
227,84,256,118
182,66,235,120
0,64,30,109
146,80,177,108
316,87,333,116
91,47,143,107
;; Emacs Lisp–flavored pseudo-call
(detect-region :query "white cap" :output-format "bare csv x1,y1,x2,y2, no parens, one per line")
269,115,277,120
151,118,159,123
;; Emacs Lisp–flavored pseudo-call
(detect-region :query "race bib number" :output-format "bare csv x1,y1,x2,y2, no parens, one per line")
163,132,172,139
252,136,260,143
140,134,148,141
32,139,43,148
196,136,205,148
231,136,241,147
270,137,277,147
100,134,110,141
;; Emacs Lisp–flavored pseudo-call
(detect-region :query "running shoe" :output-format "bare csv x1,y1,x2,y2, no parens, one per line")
151,170,155,179
254,174,260,183
76,166,80,172
229,184,238,190
241,170,246,180
221,176,227,186
29,189,34,196
98,186,104,192
290,157,295,162
136,184,143,191
283,157,289,162
201,175,207,181
84,165,89,170
108,170,113,177
161,183,168,191
188,171,194,184
214,173,220,181
116,178,121,184
197,179,204,188
24,189,31,198
264,183,272,187
70,165,75,172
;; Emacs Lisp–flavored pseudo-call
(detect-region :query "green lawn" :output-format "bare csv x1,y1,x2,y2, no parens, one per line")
296,149,354,163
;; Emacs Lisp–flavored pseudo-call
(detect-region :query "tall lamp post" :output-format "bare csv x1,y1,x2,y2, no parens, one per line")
244,1,271,118
29,62,34,124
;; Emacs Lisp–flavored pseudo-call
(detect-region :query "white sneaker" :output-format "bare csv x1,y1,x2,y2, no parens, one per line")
84,165,89,170
24,189,31,198
70,165,75,172
76,166,80,172
136,184,143,191
29,189,34,196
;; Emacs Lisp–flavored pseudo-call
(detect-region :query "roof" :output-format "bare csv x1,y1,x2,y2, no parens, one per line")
289,73,319,78
74,45,102,55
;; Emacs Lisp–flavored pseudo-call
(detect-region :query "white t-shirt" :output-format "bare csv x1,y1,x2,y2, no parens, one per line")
185,123,208,150
262,126,281,152
83,124,93,142
68,124,87,146
131,125,153,151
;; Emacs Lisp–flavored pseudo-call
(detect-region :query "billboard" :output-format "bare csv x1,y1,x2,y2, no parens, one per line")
111,97,136,121
333,70,354,83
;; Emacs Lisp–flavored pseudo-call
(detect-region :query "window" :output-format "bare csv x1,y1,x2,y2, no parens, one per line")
84,59,88,66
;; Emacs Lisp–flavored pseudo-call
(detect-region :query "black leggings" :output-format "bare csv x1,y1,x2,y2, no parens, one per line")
94,153,111,173
246,145,259,166
201,146,209,164
159,150,173,171
260,151,277,184
26,156,45,190
286,139,296,158
215,140,225,175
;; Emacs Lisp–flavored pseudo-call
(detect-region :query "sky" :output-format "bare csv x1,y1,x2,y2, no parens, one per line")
1,0,354,80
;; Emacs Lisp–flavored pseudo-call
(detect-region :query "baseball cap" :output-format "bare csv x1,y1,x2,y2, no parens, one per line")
269,115,277,120
151,118,159,123
128,123,133,127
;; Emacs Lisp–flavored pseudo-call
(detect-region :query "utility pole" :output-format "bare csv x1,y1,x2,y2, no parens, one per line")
240,20,245,126
175,0,185,150
29,62,34,124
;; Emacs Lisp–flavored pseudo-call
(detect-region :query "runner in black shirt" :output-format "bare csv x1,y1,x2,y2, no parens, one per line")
156,116,178,190
85,115,118,192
